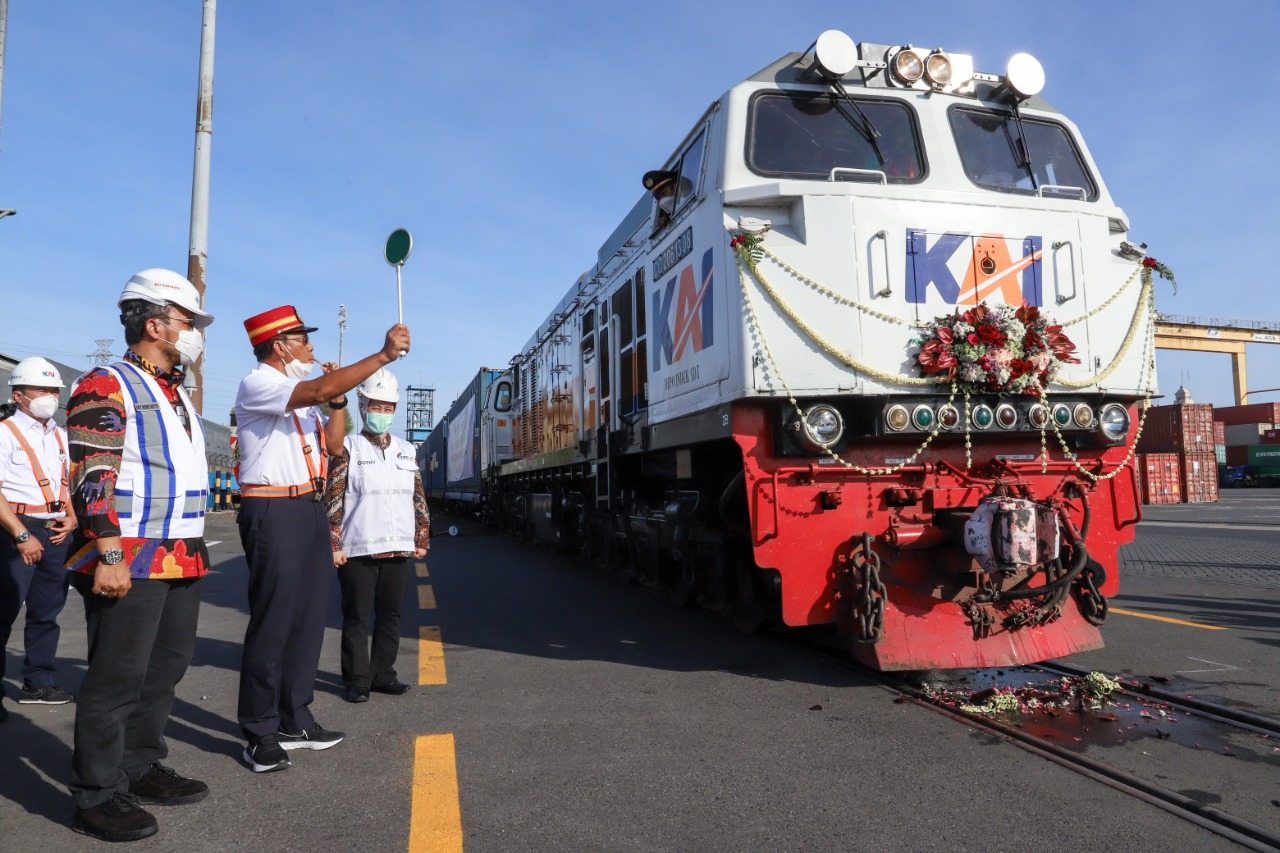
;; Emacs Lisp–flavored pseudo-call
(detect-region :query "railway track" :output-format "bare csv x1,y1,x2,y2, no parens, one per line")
777,637,1280,852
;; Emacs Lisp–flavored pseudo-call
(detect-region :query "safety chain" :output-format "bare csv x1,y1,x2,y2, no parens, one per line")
1075,562,1108,626
853,532,887,644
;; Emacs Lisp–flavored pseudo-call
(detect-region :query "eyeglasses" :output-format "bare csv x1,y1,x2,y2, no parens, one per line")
279,333,310,346
161,314,196,330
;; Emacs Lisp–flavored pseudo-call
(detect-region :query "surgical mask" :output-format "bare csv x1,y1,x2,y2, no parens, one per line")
280,348,316,380
364,411,394,435
657,196,675,215
162,323,204,366
23,394,59,420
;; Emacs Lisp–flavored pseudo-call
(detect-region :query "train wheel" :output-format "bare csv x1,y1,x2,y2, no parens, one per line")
661,555,697,608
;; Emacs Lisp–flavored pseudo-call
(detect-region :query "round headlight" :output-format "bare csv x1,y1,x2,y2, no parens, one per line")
995,404,1018,429
912,405,935,430
1073,403,1094,428
893,49,925,83
1053,404,1072,427
971,404,994,430
803,404,844,448
885,404,909,431
925,52,953,85
938,404,960,429
1028,404,1048,429
1006,52,1045,98
1098,403,1130,443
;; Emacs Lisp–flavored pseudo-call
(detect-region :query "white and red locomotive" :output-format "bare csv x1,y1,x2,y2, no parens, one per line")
431,30,1159,670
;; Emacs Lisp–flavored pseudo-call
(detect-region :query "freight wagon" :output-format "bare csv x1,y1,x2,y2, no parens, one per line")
417,369,513,514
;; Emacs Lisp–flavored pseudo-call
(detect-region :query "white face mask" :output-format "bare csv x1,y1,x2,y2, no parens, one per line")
160,320,203,366
280,348,316,380
23,394,59,420
657,196,675,215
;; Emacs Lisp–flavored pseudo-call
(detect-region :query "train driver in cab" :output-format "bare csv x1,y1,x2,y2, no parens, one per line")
643,169,678,234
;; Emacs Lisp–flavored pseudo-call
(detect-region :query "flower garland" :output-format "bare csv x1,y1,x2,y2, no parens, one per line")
730,229,1177,479
915,303,1079,395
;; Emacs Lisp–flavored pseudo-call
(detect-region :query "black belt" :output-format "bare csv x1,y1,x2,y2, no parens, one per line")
18,515,61,529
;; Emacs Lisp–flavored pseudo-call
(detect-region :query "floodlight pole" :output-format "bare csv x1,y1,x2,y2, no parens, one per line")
187,0,216,415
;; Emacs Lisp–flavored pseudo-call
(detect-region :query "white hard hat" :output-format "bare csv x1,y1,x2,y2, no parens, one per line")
118,268,215,329
357,368,400,403
8,357,65,388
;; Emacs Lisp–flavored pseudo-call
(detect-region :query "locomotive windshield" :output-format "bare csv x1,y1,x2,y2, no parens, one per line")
949,107,1097,199
746,91,923,181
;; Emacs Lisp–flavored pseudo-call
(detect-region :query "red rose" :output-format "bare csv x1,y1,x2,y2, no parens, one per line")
1142,256,1157,268
978,325,1006,346
967,333,980,346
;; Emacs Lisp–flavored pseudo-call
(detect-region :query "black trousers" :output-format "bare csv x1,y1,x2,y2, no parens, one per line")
68,573,202,810
337,556,411,689
236,496,331,740
0,522,70,689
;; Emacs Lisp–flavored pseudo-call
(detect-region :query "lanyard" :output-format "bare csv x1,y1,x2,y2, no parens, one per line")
2,418,68,510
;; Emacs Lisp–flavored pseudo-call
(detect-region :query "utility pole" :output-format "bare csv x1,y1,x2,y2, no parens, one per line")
338,304,347,365
0,0,14,222
187,0,215,414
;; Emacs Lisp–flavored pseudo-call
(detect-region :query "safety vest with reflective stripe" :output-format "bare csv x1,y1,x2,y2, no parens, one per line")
339,433,416,557
104,361,207,539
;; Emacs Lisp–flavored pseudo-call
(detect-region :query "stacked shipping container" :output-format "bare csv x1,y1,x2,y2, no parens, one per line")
1134,402,1218,503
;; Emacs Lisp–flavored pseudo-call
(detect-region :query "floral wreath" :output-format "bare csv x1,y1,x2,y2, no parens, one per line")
915,302,1079,395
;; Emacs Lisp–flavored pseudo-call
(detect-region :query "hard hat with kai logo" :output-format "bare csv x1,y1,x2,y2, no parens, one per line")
8,357,65,388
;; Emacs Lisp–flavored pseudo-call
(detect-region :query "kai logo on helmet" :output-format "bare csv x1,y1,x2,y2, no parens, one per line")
905,229,1044,307
653,248,715,370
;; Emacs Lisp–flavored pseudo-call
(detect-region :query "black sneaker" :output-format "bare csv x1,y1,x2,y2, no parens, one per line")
277,722,345,751
19,684,73,704
243,734,291,773
73,792,159,842
128,762,209,805
371,680,411,696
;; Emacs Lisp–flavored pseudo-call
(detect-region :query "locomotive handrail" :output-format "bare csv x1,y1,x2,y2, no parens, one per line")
1052,239,1078,305
828,166,887,184
870,229,892,298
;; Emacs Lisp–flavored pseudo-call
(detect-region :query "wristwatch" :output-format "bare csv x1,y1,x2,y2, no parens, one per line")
13,530,30,544
100,548,125,566
329,398,348,410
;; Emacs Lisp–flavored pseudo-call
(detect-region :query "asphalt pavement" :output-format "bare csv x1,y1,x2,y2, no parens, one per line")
1,500,1275,852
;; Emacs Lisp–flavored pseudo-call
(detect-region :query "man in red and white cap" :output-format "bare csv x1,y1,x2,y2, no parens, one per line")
64,268,214,842
0,357,76,720
233,305,409,774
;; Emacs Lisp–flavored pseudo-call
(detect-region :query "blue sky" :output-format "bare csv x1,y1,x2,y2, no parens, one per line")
2,1,1278,428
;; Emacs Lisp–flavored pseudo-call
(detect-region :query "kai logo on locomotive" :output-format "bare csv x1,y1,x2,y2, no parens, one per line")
653,247,715,372
905,228,1044,307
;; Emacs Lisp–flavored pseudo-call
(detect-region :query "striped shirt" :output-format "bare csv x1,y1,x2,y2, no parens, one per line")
64,350,209,579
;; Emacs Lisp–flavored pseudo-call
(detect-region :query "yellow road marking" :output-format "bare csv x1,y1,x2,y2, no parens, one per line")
409,734,463,853
419,626,447,684
1110,607,1227,631
418,585,437,610
415,562,429,578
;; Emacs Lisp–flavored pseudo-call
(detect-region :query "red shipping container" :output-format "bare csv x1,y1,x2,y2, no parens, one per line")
1137,453,1182,504
1135,403,1216,454
1226,445,1251,467
1213,421,1226,444
1212,403,1280,426
1264,429,1280,444
1180,452,1219,503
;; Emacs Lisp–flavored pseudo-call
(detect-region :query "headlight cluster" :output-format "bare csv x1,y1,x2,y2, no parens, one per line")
882,399,1130,441
791,404,845,451
888,46,975,93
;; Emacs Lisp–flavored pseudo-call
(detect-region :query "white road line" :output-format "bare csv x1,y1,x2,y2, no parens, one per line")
1141,521,1280,532
1175,656,1240,674
206,540,222,546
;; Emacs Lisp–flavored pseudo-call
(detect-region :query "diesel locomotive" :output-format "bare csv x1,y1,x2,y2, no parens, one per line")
424,30,1161,670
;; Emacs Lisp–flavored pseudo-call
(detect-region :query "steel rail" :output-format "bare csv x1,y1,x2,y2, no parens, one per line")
772,638,1280,853
1038,659,1280,737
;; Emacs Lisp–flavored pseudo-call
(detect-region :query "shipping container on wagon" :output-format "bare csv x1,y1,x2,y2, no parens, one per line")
1137,453,1182,504
1180,452,1219,503
1213,421,1225,445
1134,403,1215,454
1213,403,1280,426
1223,422,1276,447
1263,429,1280,444
418,369,505,510
1247,445,1280,468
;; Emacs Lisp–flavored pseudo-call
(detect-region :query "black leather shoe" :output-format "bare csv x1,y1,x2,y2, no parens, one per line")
370,680,411,696
344,686,370,703
129,763,209,806
73,793,159,842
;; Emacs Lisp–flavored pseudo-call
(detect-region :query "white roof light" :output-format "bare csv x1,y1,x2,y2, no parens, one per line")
1006,52,1045,98
813,29,858,80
